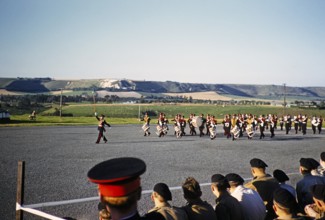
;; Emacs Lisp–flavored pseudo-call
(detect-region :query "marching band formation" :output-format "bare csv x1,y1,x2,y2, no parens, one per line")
141,113,324,140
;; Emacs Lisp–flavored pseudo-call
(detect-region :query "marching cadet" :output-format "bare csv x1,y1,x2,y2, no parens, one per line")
95,112,111,144
301,115,308,135
209,115,218,140
312,116,319,134
210,174,245,220
293,116,300,134
274,114,278,129
318,116,323,134
245,114,254,139
206,114,211,136
171,114,180,136
284,115,292,135
198,113,206,137
244,158,280,220
180,115,186,136
231,114,239,141
157,113,168,137
298,114,303,132
279,116,284,130
87,157,165,220
148,183,188,220
222,114,231,139
181,177,217,220
269,114,276,138
163,113,169,131
258,115,266,139
188,114,197,136
238,114,244,138
142,112,151,136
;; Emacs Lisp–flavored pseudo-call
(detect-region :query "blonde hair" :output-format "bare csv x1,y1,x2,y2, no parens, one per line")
101,188,141,210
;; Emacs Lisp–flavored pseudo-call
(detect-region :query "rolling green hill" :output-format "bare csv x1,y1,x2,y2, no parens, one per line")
1,77,325,101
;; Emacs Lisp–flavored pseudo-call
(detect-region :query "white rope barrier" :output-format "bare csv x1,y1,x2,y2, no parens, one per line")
16,173,300,219
16,203,66,220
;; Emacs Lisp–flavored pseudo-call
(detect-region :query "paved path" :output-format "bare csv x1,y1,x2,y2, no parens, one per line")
0,125,324,220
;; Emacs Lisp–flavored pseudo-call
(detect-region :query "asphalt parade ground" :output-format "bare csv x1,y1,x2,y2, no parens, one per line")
0,124,324,220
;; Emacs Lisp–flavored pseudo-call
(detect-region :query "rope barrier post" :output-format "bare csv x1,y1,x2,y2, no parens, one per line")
16,161,25,220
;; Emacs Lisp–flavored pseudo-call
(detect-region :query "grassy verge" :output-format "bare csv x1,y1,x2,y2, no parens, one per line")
0,115,141,127
1,104,324,127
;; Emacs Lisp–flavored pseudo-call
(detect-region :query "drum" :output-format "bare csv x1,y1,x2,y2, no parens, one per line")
156,125,162,132
174,125,182,138
231,126,239,135
142,124,149,131
192,116,203,128
246,125,254,136
174,125,180,132
209,125,217,139
311,119,319,127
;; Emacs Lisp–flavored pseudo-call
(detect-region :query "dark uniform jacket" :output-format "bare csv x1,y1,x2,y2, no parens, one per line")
148,204,188,220
181,200,217,220
214,193,245,220
244,174,279,220
138,211,165,220
296,174,325,211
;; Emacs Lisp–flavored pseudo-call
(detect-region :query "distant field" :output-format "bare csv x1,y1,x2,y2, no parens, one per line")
42,103,325,119
0,78,15,88
2,103,325,127
163,91,232,101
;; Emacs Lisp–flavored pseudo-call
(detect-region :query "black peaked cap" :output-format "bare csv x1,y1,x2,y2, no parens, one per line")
311,184,325,201
273,169,289,182
153,183,172,201
225,173,244,185
250,158,268,168
88,157,146,183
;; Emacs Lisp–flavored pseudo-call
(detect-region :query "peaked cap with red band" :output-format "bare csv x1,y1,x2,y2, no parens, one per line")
87,157,146,197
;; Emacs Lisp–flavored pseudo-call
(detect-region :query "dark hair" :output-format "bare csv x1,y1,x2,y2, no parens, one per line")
182,177,202,200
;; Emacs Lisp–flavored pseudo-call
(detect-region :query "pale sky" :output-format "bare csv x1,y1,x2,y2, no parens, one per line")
0,0,324,87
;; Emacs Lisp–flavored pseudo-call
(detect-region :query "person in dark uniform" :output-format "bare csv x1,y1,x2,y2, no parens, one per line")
285,115,291,135
258,115,266,139
87,157,164,220
269,115,276,138
293,116,300,134
95,112,111,144
222,115,232,139
311,116,318,135
181,177,217,220
273,169,296,198
198,114,206,137
307,184,325,220
318,116,323,134
272,188,305,220
180,115,187,136
301,115,308,135
206,114,211,136
279,116,284,131
238,114,244,138
188,114,197,136
148,182,188,220
141,112,151,136
244,158,280,220
296,158,325,212
210,174,244,220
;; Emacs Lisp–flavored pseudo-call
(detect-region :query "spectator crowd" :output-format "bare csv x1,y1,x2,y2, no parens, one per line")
88,152,325,220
